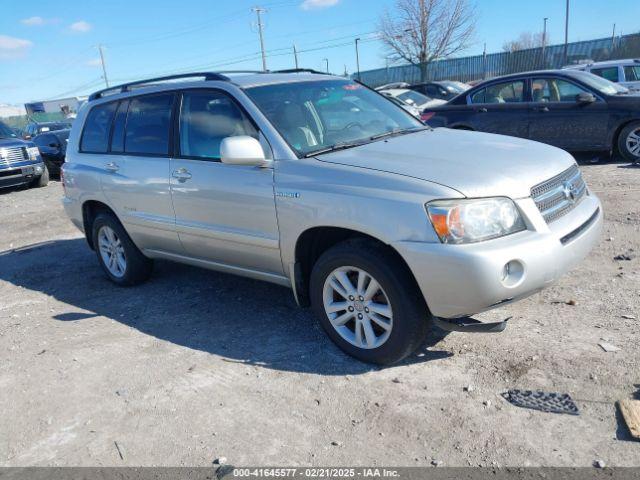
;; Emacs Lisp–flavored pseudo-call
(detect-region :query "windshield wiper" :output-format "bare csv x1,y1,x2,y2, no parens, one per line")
304,141,368,157
369,126,428,141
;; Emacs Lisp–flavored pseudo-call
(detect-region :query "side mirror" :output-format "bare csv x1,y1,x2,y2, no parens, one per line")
220,136,270,167
576,92,596,104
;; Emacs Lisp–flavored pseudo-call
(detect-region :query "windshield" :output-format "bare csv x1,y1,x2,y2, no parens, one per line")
245,80,422,157
570,71,629,95
397,90,431,105
0,121,18,139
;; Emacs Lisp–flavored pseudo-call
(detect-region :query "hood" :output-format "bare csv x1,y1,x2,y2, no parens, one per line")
0,137,31,148
316,128,576,199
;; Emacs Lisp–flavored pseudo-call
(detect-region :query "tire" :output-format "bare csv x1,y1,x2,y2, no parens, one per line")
310,238,430,365
617,121,640,163
91,212,153,286
32,165,49,188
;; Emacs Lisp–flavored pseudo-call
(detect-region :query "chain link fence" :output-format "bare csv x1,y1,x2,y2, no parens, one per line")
357,33,640,87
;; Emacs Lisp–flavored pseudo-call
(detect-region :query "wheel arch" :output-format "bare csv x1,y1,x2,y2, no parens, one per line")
292,226,421,308
82,200,119,250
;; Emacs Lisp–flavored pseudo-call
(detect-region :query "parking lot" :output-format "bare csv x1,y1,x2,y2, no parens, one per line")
0,161,638,467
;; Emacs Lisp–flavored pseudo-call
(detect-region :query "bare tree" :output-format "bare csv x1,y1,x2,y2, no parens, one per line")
378,0,476,82
502,31,547,53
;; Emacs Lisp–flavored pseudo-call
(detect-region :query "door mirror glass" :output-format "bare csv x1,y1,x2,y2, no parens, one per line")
220,136,269,167
576,92,596,104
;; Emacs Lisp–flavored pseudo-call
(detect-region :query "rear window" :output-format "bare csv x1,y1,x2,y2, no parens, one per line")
124,94,174,156
591,67,619,82
624,65,640,81
81,102,117,153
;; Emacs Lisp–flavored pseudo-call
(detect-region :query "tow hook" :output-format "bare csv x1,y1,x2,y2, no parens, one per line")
432,316,511,333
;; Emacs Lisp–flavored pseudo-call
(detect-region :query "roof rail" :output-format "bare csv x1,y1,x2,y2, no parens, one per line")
272,68,332,75
88,72,230,101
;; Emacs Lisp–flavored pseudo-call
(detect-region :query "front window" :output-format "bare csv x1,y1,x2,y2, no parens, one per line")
532,78,589,102
244,80,422,157
624,65,640,81
0,121,17,139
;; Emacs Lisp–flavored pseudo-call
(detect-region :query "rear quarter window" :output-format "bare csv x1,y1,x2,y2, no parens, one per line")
80,102,118,153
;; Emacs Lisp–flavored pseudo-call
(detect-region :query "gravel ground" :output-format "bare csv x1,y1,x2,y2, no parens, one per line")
0,161,639,467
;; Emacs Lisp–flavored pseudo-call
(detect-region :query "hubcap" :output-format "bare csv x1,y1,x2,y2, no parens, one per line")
322,266,393,350
627,128,640,157
98,226,127,278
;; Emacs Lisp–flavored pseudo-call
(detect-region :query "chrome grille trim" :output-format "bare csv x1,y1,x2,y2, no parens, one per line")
531,164,587,223
0,147,28,166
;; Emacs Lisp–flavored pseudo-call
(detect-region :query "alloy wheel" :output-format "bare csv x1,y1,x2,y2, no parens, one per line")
626,128,640,157
322,266,393,349
98,225,127,278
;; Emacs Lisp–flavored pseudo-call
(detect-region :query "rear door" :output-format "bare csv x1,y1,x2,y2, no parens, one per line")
169,89,282,275
93,93,181,253
465,79,529,139
528,76,610,150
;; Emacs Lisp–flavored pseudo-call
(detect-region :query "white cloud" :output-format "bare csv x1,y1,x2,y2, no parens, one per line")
69,20,92,33
300,0,340,10
21,16,45,26
86,58,102,67
0,35,33,60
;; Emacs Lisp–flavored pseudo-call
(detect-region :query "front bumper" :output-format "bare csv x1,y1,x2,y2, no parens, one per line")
0,161,45,189
394,194,603,319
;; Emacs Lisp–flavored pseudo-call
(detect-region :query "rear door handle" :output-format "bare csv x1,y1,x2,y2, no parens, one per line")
476,107,488,113
172,168,192,182
105,162,119,172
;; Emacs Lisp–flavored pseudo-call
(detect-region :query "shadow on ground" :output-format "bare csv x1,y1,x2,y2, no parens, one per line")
0,238,451,375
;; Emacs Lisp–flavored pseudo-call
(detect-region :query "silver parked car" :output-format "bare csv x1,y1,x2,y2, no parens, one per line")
62,70,603,364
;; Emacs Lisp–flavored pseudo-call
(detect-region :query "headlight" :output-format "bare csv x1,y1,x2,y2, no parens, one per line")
426,197,526,244
27,147,40,160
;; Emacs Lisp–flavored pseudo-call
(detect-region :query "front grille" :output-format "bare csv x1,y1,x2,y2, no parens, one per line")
0,147,28,166
531,164,587,223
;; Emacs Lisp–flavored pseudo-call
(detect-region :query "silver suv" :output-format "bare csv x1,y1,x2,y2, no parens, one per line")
62,70,602,364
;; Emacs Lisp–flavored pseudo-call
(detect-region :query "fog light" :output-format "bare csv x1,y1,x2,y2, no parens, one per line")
501,260,524,287
35,165,43,174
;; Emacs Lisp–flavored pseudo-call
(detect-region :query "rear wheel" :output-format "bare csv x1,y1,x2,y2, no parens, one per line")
617,121,640,163
91,212,153,286
310,239,430,365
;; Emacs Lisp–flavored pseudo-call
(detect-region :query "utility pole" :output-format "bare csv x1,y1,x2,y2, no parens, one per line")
253,7,267,71
98,45,109,88
482,43,487,79
541,17,548,69
323,58,329,73
293,43,299,69
611,23,616,52
355,38,361,81
563,0,570,65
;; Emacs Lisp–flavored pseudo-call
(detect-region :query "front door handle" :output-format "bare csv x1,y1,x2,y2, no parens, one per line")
476,107,488,113
105,162,119,172
172,168,192,182
535,106,550,113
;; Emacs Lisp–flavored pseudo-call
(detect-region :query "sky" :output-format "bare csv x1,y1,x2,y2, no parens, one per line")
0,0,638,105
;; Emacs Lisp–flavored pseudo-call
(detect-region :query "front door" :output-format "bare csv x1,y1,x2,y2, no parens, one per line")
169,89,282,276
528,77,610,150
467,79,529,139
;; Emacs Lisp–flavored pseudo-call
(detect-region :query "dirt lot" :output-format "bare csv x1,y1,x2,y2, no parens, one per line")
1,161,639,468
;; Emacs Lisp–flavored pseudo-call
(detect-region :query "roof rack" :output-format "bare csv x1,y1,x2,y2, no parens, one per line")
88,72,230,101
271,68,331,75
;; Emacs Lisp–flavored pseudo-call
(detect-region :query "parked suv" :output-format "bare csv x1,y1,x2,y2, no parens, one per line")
0,120,48,189
565,59,640,93
62,71,602,364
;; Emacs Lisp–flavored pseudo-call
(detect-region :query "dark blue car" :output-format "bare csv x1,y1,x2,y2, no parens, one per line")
426,70,640,162
0,120,48,190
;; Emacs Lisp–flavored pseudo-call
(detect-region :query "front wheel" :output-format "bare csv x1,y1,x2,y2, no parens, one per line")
310,239,430,365
618,121,640,163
